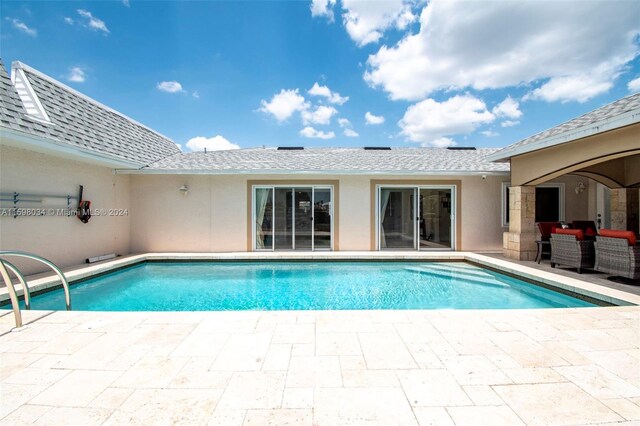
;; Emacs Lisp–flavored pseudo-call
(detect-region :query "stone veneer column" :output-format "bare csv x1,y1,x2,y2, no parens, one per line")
503,186,537,260
610,189,627,230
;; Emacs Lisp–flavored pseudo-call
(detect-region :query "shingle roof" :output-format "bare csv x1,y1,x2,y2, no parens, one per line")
488,92,640,162
140,147,510,174
1,61,180,166
0,60,43,136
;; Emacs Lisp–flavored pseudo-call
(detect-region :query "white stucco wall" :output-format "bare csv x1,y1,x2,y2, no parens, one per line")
0,145,131,274
129,173,508,253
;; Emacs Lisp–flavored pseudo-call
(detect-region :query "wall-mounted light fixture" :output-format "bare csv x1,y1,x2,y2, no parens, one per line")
179,184,189,196
574,181,585,195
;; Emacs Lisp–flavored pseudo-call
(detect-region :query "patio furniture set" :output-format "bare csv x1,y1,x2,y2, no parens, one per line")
537,221,640,280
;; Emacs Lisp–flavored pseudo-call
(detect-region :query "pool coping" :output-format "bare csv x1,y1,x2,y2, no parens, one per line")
1,251,639,307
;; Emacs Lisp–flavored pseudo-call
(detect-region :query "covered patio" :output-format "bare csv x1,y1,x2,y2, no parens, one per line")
487,93,640,262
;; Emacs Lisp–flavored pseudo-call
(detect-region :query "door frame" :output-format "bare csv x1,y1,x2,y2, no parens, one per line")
375,184,457,251
251,184,334,251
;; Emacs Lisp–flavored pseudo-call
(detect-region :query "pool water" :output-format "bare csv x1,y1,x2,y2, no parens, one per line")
10,262,595,311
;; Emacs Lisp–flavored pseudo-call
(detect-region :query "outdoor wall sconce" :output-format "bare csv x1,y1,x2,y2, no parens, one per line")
179,184,189,195
574,181,585,195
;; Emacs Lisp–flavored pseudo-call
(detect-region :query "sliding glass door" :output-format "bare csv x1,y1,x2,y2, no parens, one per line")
378,185,455,251
254,186,333,251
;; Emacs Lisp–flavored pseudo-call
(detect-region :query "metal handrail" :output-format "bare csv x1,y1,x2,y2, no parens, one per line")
0,251,71,311
0,260,23,327
3,260,31,309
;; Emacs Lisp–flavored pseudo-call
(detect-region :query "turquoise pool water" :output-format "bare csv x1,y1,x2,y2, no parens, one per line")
9,262,595,311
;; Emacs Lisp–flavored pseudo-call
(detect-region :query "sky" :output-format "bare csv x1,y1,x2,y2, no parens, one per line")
1,0,639,152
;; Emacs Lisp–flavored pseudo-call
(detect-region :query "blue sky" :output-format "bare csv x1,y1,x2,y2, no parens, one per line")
1,0,639,151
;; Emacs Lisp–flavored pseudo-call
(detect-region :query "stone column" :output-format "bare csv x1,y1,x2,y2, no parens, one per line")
610,189,627,230
503,186,537,260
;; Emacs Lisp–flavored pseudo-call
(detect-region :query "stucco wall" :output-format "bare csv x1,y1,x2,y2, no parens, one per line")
129,173,508,253
0,145,131,274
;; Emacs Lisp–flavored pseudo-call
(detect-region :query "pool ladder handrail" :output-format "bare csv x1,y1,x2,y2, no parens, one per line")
0,251,71,328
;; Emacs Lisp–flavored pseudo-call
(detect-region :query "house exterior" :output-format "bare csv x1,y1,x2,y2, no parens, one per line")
0,61,605,272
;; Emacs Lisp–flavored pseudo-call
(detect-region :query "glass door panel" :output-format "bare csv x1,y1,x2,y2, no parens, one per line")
254,188,273,250
274,188,293,250
294,188,313,250
380,188,416,249
419,188,452,249
313,188,332,250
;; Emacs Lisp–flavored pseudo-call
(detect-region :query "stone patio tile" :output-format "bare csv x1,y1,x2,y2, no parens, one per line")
286,356,342,388
33,407,113,426
342,369,399,387
412,407,454,425
485,352,522,370
6,322,76,342
502,367,566,384
315,333,361,356
429,315,495,334
2,367,70,387
604,326,640,343
582,350,640,380
485,331,570,367
282,388,314,409
461,385,504,405
88,387,134,409
71,313,147,333
601,398,640,421
315,314,377,333
272,324,314,344
134,324,195,351
210,333,271,371
493,382,624,425
291,343,315,356
169,357,231,389
440,332,504,355
441,355,512,386
358,332,417,369
313,387,417,425
0,404,51,426
30,331,103,355
339,355,367,370
104,388,221,425
194,316,258,334
0,383,46,418
217,371,286,410
404,343,444,369
243,408,312,425
397,369,472,407
563,329,636,352
111,356,188,389
261,344,291,371
30,370,122,407
0,339,44,354
539,340,591,366
55,331,146,370
296,313,315,324
554,365,640,399
208,409,246,426
141,311,206,325
447,405,525,425
171,332,229,357
394,323,442,343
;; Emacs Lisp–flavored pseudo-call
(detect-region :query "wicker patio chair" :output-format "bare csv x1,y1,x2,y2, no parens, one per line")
594,233,640,280
550,230,595,274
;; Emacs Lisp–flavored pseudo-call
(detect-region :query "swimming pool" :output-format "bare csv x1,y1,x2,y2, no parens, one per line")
8,261,596,311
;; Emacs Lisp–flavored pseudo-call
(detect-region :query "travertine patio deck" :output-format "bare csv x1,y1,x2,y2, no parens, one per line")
1,306,639,425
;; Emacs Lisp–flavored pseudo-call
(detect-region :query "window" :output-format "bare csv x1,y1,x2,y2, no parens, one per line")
501,182,564,226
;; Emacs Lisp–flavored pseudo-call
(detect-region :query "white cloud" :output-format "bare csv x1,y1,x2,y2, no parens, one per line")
260,89,309,122
344,128,359,137
77,9,110,34
481,130,499,137
365,111,385,125
338,118,351,128
122,0,130,7
423,137,456,148
186,135,239,151
340,0,416,46
299,126,336,139
67,67,86,83
311,0,336,21
501,120,520,128
365,0,640,102
492,96,522,119
308,82,349,105
10,19,37,37
64,17,74,25
399,95,495,145
629,77,640,93
192,91,200,99
301,105,338,125
157,81,185,94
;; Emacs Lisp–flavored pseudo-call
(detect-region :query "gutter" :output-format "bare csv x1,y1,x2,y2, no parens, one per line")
115,169,510,176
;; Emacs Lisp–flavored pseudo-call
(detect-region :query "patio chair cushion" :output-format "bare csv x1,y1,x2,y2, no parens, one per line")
572,221,598,237
553,228,584,241
599,229,636,246
538,222,561,241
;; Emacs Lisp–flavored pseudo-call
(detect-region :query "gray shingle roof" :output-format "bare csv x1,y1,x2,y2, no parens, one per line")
140,147,510,173
489,92,640,161
1,61,180,166
0,60,44,136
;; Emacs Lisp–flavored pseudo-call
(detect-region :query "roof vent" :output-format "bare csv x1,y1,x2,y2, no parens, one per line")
446,147,477,150
11,68,51,123
277,146,304,150
363,146,391,150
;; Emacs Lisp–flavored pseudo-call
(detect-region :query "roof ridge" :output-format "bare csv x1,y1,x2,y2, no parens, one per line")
12,61,176,144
